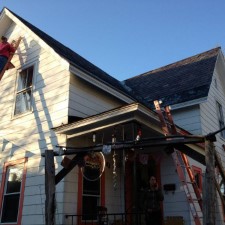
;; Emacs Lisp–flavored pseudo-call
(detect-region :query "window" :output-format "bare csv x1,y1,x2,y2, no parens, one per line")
216,101,225,138
14,66,34,115
192,166,202,192
0,158,27,224
214,78,218,89
77,153,105,223
82,166,101,220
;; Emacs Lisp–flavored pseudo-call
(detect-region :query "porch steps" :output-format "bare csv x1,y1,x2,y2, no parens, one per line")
154,100,203,225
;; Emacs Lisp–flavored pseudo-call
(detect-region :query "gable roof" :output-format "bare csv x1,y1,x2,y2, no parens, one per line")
124,47,220,108
4,8,134,99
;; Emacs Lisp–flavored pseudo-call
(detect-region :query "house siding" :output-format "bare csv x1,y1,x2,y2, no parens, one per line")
200,55,225,224
0,19,70,225
172,105,202,135
69,75,125,118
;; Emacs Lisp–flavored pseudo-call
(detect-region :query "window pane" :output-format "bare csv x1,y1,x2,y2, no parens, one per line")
83,167,100,195
82,196,98,220
1,194,20,223
27,67,33,86
17,70,28,91
18,68,33,90
14,90,32,115
6,166,23,194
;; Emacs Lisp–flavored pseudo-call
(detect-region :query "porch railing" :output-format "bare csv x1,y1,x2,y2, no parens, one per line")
65,211,145,225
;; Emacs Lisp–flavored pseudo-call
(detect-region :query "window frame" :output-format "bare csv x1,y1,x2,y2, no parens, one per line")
77,167,105,225
216,101,225,138
13,64,35,117
0,158,28,225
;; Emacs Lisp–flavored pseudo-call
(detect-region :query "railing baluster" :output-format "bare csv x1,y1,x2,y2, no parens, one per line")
65,211,145,225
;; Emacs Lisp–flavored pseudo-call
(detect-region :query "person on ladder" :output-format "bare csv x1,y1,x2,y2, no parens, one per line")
0,36,15,73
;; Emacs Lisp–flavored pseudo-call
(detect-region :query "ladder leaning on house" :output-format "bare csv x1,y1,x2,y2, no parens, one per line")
154,100,202,225
0,36,22,81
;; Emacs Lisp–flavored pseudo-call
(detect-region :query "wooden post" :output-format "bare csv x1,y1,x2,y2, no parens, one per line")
45,150,55,225
203,140,216,225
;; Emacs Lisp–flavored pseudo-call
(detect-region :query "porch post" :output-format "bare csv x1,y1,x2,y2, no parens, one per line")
45,150,56,225
203,140,216,225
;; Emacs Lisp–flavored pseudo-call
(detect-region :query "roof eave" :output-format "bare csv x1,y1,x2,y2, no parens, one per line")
170,96,208,110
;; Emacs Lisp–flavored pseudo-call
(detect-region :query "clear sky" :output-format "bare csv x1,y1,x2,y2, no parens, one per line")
1,1,225,81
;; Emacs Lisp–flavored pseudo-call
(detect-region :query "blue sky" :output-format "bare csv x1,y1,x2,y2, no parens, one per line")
1,1,225,80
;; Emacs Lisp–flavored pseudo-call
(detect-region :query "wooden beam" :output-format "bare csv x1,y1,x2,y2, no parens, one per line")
41,136,205,157
45,150,55,225
203,140,216,225
55,153,86,185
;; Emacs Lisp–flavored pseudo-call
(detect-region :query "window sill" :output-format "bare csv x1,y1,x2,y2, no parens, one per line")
11,110,33,120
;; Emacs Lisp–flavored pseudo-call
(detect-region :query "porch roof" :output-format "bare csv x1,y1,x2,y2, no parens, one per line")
53,103,205,164
53,103,161,138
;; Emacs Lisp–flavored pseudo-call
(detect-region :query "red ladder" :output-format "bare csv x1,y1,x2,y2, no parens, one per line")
0,37,22,81
154,100,202,225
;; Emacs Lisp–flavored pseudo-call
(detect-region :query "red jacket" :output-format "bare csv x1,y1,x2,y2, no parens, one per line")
0,42,15,58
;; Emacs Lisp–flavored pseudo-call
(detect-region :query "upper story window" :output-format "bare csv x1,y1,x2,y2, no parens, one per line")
0,158,27,224
216,101,225,138
14,66,34,115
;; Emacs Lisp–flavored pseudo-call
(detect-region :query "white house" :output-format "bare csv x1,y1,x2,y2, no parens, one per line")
0,7,223,225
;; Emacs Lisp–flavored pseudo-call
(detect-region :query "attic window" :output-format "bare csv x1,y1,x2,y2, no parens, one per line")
14,66,34,115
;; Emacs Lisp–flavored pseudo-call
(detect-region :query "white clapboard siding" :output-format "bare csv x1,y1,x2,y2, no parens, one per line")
172,105,202,135
0,17,70,224
199,57,225,224
69,75,123,118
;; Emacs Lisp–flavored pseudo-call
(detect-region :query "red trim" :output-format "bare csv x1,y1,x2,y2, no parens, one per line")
0,157,28,225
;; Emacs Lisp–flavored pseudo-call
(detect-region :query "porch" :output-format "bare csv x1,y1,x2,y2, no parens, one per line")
46,103,206,225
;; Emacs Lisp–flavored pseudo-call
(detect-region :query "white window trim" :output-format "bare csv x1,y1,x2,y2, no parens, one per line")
12,61,37,119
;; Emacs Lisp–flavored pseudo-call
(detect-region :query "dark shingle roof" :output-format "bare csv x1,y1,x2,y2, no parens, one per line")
6,8,134,98
124,47,220,108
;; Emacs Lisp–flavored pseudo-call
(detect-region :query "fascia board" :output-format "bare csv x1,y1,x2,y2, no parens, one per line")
170,97,207,110
53,103,159,135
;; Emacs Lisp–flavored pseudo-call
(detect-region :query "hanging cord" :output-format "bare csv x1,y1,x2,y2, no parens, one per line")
113,149,117,190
